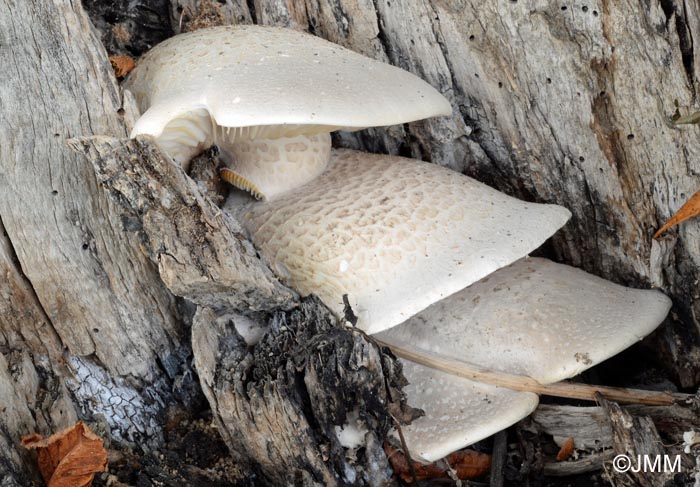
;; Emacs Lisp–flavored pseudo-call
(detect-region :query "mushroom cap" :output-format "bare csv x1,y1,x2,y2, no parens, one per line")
125,25,452,139
399,359,538,463
234,150,571,334
378,257,672,383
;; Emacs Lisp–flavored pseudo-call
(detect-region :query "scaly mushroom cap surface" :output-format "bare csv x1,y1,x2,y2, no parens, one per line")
125,25,452,199
378,257,672,383
232,150,571,334
399,360,538,463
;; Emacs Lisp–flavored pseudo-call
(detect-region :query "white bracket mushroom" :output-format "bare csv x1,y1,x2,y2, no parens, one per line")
124,25,451,200
229,150,571,334
377,257,671,462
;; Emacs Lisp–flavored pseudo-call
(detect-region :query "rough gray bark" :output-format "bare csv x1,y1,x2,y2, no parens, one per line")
1,1,403,482
192,302,412,486
1,0,205,481
0,0,290,485
0,1,183,377
67,136,297,312
599,394,674,487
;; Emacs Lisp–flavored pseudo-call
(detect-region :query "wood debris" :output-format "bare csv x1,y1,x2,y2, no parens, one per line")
385,444,491,482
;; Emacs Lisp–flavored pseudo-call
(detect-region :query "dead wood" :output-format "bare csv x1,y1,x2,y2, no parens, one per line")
1,1,198,482
4,1,700,485
489,430,507,487
598,393,674,487
67,135,297,312
532,405,614,450
192,299,414,486
543,450,615,477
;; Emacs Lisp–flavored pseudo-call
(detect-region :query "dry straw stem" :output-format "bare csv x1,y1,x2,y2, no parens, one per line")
375,337,693,407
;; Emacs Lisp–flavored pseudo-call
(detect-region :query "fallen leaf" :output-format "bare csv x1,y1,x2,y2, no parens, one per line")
556,437,575,461
22,422,108,487
109,55,135,78
385,444,491,482
673,111,700,125
654,190,700,238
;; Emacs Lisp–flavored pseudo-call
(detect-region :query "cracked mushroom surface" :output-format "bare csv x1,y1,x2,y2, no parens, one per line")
229,150,571,335
125,25,452,199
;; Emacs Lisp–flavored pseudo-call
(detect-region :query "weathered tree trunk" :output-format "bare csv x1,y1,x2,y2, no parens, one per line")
3,0,700,486
1,3,405,484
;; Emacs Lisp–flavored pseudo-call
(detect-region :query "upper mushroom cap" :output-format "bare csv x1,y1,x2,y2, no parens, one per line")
378,257,672,383
399,360,538,463
125,25,452,139
233,149,571,334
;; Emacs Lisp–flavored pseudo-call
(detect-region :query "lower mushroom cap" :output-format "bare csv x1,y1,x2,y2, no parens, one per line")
382,257,671,463
377,257,672,384
398,360,538,464
232,149,571,334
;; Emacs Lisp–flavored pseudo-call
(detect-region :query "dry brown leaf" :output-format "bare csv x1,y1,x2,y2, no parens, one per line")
109,55,135,78
385,443,491,482
654,190,700,238
556,437,575,461
22,422,108,487
674,110,700,125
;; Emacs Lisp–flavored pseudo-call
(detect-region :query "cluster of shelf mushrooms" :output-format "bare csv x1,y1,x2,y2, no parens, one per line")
125,26,672,464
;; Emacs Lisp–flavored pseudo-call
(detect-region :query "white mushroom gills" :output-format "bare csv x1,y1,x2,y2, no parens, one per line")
125,25,452,199
218,132,331,200
377,257,672,462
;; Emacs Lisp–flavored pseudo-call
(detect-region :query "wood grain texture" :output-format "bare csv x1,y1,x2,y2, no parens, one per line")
599,393,674,487
68,135,297,311
0,0,182,378
4,0,700,482
1,0,196,478
0,217,79,484
192,301,413,486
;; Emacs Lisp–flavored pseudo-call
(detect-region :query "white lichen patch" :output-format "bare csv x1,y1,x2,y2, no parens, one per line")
66,356,164,446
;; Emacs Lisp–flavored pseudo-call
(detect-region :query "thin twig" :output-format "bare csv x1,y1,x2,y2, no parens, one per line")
489,431,507,487
374,338,693,406
392,414,419,487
